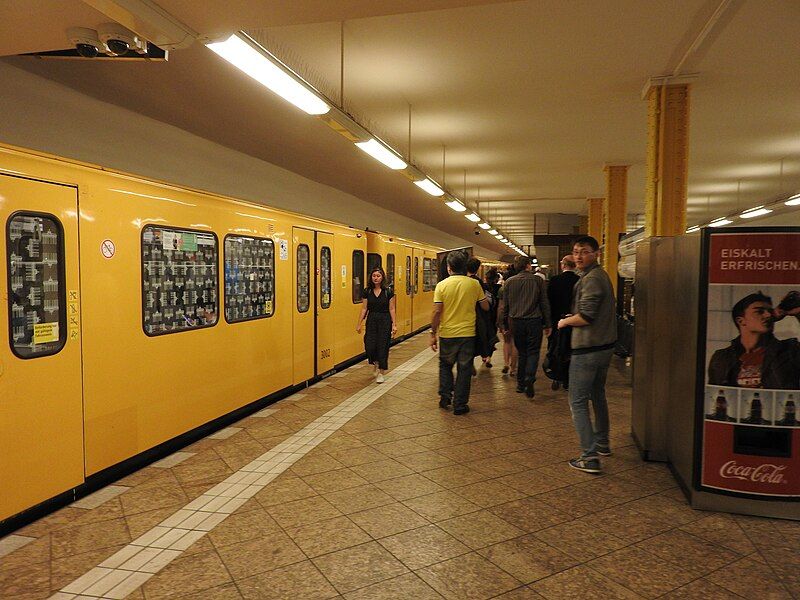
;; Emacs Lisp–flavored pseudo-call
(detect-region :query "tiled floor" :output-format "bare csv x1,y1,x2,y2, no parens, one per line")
1,335,798,599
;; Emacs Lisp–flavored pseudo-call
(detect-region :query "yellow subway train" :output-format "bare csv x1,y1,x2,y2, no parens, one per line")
0,144,446,529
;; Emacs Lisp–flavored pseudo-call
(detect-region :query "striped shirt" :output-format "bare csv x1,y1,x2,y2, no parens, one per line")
500,270,551,326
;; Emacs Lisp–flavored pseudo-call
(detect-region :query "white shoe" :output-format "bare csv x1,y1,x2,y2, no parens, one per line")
376,373,385,383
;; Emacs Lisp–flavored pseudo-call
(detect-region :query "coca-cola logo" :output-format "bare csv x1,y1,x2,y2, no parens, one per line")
720,461,787,484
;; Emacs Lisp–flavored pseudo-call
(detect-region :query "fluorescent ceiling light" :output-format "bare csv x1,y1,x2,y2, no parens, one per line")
740,207,773,219
465,213,481,222
414,178,444,197
478,222,491,230
445,199,467,212
495,234,503,239
686,225,700,233
709,218,732,227
355,139,407,170
785,193,800,206
488,229,498,235
206,34,330,115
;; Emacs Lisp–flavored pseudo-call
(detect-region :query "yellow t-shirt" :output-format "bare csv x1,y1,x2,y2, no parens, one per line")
433,275,485,338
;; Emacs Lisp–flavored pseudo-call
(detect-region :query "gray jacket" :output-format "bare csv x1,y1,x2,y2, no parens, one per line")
570,263,617,352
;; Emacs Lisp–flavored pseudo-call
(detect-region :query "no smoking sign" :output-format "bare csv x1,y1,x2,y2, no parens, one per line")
101,239,116,259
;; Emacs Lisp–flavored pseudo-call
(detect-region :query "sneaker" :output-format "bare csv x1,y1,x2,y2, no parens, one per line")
525,383,535,398
454,405,470,415
568,457,602,474
596,446,611,457
376,373,385,384
439,397,452,409
502,366,509,374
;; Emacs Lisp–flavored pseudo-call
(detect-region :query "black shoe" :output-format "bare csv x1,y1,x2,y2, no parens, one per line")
502,366,510,374
551,381,560,391
454,405,470,415
485,361,492,368
439,397,452,409
525,383,535,398
516,385,525,393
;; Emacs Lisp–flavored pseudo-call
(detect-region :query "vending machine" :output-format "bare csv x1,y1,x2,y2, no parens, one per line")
696,228,800,500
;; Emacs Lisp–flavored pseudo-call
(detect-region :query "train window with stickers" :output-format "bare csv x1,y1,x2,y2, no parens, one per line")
386,254,395,291
414,257,419,293
297,244,310,313
7,212,66,359
352,250,365,303
423,258,432,292
141,226,218,336
223,235,275,323
320,246,331,309
405,255,412,295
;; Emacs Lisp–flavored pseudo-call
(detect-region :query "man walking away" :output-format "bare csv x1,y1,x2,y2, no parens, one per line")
430,251,489,415
557,236,617,474
498,255,552,398
547,255,580,390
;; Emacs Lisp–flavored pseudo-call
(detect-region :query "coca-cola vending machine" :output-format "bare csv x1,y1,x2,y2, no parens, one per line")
697,228,800,499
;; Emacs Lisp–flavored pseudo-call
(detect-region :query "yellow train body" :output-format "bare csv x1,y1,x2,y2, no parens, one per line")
0,145,441,526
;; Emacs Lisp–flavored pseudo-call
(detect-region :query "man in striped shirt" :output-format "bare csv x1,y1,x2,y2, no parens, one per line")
498,256,552,398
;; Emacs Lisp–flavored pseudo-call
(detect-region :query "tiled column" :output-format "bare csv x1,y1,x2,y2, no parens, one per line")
586,197,604,242
603,165,628,296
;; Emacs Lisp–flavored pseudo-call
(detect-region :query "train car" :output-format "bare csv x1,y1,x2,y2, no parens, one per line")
0,144,442,530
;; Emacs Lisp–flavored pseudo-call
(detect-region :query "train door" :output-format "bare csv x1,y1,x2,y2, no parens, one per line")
401,246,413,335
316,231,335,374
292,227,314,384
0,174,84,521
411,247,424,332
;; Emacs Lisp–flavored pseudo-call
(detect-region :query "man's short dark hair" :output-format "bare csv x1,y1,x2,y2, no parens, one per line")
447,250,469,275
574,236,599,251
732,291,772,326
466,257,481,274
513,256,531,272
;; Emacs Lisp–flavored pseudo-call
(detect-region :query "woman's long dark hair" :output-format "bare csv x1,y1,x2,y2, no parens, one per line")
368,266,388,290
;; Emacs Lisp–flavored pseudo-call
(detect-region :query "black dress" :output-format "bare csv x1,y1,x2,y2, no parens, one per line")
362,287,394,370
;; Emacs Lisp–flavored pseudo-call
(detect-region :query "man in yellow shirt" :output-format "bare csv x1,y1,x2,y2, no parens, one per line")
430,250,490,415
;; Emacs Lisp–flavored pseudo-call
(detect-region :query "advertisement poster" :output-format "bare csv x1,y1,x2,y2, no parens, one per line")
700,230,800,498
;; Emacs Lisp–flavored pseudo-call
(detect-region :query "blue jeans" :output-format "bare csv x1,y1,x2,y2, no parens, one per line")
568,348,613,457
438,337,475,410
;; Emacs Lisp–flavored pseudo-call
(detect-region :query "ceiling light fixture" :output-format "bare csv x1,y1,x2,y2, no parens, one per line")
445,198,467,212
488,229,498,235
740,206,773,219
785,193,800,206
686,225,700,233
206,34,330,115
494,234,503,239
709,217,732,227
478,222,491,230
414,178,445,197
465,213,481,223
355,139,407,170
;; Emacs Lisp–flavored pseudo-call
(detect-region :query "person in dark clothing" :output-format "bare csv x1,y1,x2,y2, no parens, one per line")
546,255,580,390
498,256,551,398
707,291,800,389
467,257,498,370
356,267,397,384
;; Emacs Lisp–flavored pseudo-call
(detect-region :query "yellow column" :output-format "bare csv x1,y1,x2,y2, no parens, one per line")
644,83,690,237
603,165,628,296
586,198,604,242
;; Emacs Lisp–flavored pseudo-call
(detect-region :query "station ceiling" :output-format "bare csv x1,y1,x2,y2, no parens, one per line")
1,0,799,252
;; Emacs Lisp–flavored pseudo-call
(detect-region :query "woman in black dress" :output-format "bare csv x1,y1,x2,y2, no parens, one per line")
356,267,397,383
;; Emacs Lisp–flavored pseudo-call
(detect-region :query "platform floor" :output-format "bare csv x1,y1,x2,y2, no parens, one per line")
1,335,798,599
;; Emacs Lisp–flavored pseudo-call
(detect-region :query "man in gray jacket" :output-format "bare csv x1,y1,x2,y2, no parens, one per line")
557,236,617,473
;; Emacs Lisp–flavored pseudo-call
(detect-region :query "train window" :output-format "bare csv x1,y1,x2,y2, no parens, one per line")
386,254,395,291
405,256,412,295
297,244,310,313
7,212,66,359
223,235,275,323
423,258,432,292
141,226,218,336
320,246,332,309
367,252,382,275
414,256,419,294
352,250,365,303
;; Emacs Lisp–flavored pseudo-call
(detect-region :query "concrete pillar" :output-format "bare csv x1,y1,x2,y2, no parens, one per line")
586,198,604,243
603,165,628,295
644,83,690,237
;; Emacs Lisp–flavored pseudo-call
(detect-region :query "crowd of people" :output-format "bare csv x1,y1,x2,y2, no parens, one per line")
357,236,618,474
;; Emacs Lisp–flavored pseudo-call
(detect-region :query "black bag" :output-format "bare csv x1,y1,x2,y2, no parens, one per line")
543,326,571,382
